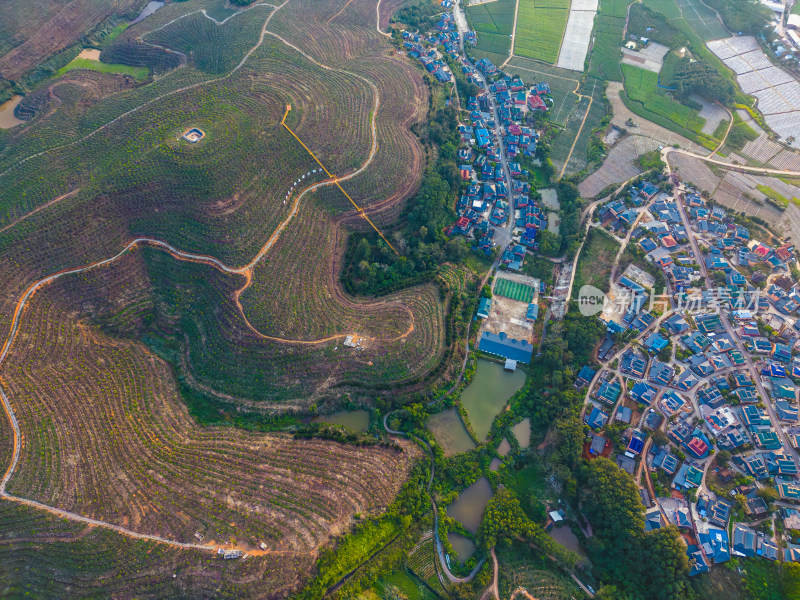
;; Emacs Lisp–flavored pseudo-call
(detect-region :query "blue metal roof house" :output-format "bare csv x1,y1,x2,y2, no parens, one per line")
478,331,533,363
526,303,539,321
477,297,492,319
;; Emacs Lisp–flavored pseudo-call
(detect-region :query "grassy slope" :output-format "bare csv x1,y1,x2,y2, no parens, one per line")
57,56,149,80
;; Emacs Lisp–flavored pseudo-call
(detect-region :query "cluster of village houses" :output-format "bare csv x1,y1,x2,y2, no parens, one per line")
403,14,556,272
401,3,800,574
577,175,800,572
451,59,552,269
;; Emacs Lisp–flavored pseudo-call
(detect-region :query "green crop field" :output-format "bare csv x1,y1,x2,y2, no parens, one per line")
621,63,707,133
466,0,516,63
57,56,149,80
587,0,631,81
494,278,536,302
643,0,728,40
513,0,570,64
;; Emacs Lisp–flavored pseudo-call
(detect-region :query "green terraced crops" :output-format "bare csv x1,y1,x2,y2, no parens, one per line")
494,278,535,302
513,0,570,64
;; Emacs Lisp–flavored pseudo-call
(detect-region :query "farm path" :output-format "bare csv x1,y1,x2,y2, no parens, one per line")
376,0,393,37
706,102,733,157
328,0,357,24
499,0,521,69
663,146,800,177
558,78,596,178
0,0,285,181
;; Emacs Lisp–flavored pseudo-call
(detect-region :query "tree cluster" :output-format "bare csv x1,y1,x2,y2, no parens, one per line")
580,459,691,600
672,57,735,106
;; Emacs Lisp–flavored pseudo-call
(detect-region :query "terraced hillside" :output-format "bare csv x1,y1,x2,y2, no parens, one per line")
0,0,449,595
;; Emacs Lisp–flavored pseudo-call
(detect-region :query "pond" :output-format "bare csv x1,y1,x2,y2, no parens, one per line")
511,418,531,449
0,96,24,129
489,457,502,472
547,211,560,235
497,437,511,456
540,188,560,211
460,360,526,442
311,410,369,432
548,524,584,556
447,533,476,563
131,0,164,24
447,476,493,534
427,409,475,457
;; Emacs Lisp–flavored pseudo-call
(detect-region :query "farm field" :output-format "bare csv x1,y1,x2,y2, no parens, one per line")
550,75,606,175
466,0,516,64
513,0,571,64
643,0,729,40
587,0,629,81
573,226,620,294
620,63,722,149
621,64,706,133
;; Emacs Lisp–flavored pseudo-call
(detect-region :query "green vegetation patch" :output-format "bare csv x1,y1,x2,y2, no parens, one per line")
622,64,705,132
573,226,620,294
466,0,516,61
587,0,631,81
756,184,794,210
494,278,535,302
57,57,149,81
513,0,570,64
726,118,759,150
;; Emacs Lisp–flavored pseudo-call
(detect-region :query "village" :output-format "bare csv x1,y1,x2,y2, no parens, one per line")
406,0,800,583
575,172,800,574
403,16,553,273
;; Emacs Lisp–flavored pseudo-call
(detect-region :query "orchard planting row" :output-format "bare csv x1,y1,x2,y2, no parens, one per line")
3,271,418,549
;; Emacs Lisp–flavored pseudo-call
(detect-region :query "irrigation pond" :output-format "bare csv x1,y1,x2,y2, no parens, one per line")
0,96,24,129
460,360,526,441
311,410,369,432
447,533,477,563
446,476,493,534
427,408,476,456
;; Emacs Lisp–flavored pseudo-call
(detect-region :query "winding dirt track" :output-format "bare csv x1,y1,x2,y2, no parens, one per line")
0,0,422,553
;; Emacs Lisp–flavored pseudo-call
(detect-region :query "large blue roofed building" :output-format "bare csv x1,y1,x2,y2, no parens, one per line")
478,331,533,363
